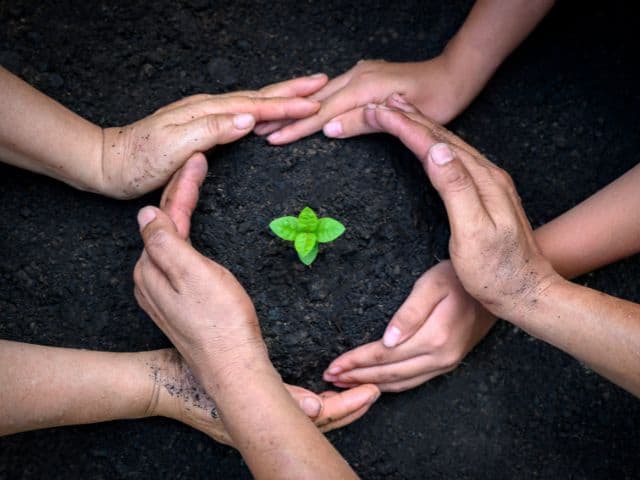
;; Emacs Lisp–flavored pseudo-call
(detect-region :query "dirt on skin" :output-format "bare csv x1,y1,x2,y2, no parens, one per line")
1,1,640,479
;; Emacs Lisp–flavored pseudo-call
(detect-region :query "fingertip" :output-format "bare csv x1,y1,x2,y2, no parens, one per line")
300,396,322,418
429,143,454,166
137,206,158,230
323,120,343,138
382,325,402,348
233,113,255,130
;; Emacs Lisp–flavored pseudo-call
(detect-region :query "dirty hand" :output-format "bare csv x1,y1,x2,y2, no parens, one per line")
141,154,380,437
360,99,560,319
255,56,475,144
323,260,495,392
99,74,328,199
152,349,380,446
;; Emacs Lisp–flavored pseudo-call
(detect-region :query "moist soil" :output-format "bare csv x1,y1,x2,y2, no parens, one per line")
1,1,639,478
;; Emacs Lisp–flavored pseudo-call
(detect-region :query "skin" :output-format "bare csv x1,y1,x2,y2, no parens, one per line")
255,0,555,143
346,102,640,398
0,66,329,198
0,158,379,440
134,166,361,478
0,72,379,442
323,97,640,391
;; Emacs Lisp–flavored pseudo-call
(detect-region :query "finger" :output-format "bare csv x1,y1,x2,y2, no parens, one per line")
376,368,452,393
381,276,449,348
314,384,380,429
318,404,371,433
137,206,203,289
368,108,491,236
267,81,366,145
322,106,380,139
160,153,208,240
384,92,419,114
153,94,213,116
286,384,324,418
254,119,291,136
253,72,354,136
257,73,329,98
324,337,439,381
330,354,448,386
170,96,321,126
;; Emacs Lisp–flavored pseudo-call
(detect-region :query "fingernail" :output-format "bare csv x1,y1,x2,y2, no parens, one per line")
301,396,322,417
233,113,255,129
267,131,282,142
137,207,157,229
376,105,393,111
365,103,378,110
327,366,343,375
311,72,325,78
368,390,381,404
382,326,402,348
323,373,337,382
430,143,454,166
323,120,343,138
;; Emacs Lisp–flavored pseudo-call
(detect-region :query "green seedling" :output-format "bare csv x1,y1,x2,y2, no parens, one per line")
269,206,345,266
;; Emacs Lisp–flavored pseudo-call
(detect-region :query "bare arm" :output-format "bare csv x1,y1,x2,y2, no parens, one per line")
0,66,103,192
535,163,640,278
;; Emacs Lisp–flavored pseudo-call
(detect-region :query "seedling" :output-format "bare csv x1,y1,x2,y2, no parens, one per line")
269,206,345,266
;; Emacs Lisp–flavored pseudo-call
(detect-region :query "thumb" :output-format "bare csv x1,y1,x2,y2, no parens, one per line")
174,112,256,158
382,272,449,348
137,206,200,287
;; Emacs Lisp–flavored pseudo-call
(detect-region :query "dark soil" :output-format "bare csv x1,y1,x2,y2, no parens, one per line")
1,1,639,478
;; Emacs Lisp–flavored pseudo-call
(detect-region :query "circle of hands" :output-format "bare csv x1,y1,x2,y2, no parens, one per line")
127,67,557,446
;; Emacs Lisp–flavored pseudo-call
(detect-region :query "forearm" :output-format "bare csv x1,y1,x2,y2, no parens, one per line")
534,163,640,278
0,341,156,436
202,352,357,480
510,278,640,397
0,66,103,192
442,0,555,97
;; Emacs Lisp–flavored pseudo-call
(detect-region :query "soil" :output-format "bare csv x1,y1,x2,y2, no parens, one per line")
1,0,639,478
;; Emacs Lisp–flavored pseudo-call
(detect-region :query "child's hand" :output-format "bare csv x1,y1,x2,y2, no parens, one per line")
255,56,477,144
99,74,327,199
323,260,495,392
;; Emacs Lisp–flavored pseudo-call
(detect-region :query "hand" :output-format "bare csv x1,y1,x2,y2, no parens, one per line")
359,98,561,319
150,349,379,446
139,155,381,433
255,56,476,144
323,260,495,392
100,74,328,198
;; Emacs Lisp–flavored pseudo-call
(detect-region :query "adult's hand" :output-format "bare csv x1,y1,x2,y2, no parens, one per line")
358,98,560,320
255,56,477,144
141,154,379,438
323,260,495,392
100,74,327,199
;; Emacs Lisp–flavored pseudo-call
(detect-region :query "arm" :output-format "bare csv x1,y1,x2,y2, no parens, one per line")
535,163,640,278
258,0,555,144
0,66,326,198
362,102,639,397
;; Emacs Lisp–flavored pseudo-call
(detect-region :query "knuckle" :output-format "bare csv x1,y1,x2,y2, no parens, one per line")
430,327,451,350
393,306,422,330
372,349,388,364
441,164,473,193
146,228,170,252
205,115,225,136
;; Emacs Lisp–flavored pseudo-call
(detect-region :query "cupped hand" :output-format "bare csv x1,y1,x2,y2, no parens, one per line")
256,56,475,144
99,74,328,199
141,154,380,438
152,349,379,446
323,260,495,392
359,99,561,320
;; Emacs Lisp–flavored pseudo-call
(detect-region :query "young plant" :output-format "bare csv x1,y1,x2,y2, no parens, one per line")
269,206,345,266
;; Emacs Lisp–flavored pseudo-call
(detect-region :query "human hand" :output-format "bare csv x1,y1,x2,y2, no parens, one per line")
255,56,476,144
140,155,380,435
358,98,561,320
323,260,495,392
150,349,380,446
99,74,328,199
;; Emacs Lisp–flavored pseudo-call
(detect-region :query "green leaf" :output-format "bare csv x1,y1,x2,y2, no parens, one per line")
297,206,318,233
316,217,345,243
298,243,318,266
269,216,298,241
294,232,317,257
